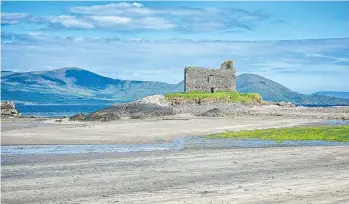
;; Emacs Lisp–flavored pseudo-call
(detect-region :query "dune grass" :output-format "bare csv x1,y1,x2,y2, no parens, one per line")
165,91,262,103
207,125,349,142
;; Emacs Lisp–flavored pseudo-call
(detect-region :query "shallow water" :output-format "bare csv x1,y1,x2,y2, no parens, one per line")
2,137,348,155
2,119,348,155
1,143,182,155
325,120,349,126
15,104,111,118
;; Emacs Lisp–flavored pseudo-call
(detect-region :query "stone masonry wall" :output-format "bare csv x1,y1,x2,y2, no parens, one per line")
184,60,236,92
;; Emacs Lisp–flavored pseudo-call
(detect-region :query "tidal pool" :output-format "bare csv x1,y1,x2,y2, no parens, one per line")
2,136,349,155
2,119,348,155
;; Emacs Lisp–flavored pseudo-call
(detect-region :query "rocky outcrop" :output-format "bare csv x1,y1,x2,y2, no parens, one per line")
262,101,296,107
70,112,120,122
135,95,170,107
199,108,226,117
70,113,86,121
174,102,249,116
70,100,174,121
69,95,349,121
1,101,19,117
125,103,174,119
86,112,120,121
167,97,260,106
250,105,349,120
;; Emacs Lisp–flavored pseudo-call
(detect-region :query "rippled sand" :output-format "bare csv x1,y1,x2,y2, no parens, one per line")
2,146,349,203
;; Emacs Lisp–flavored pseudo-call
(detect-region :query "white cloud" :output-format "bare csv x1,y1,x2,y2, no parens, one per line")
49,15,174,30
70,2,153,16
136,17,175,30
50,16,94,29
1,12,29,25
27,32,47,37
89,16,132,25
1,3,271,32
132,2,144,8
67,2,269,32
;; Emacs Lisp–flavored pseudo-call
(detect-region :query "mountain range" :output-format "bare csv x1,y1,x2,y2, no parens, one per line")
312,91,349,99
236,74,349,105
1,68,349,105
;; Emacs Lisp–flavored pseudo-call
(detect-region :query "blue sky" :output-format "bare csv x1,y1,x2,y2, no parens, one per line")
1,1,349,93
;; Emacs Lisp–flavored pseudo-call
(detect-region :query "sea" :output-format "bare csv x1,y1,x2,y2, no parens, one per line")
298,104,349,107
15,104,111,118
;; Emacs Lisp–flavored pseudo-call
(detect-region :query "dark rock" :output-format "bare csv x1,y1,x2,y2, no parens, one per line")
1,101,19,117
125,103,174,119
69,113,86,121
85,111,120,122
70,103,174,121
199,108,226,117
17,115,36,118
262,101,296,107
100,105,127,117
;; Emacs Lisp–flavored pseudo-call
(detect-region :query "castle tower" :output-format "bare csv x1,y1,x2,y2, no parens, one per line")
184,60,236,93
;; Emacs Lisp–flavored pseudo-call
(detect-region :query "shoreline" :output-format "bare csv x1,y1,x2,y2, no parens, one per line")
1,115,346,146
1,115,324,145
8,103,349,120
3,95,349,121
2,137,349,156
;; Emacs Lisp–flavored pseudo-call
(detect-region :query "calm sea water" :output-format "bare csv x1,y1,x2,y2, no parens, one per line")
298,104,349,107
16,104,111,118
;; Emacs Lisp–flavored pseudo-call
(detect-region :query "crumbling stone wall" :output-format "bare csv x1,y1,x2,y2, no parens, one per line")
184,60,236,92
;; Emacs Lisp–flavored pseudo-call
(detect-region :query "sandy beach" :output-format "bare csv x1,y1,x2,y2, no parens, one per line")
2,146,349,203
1,115,320,145
2,115,349,203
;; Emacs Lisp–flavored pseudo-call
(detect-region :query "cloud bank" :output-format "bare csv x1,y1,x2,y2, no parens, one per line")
2,2,348,93
2,32,348,93
1,2,269,32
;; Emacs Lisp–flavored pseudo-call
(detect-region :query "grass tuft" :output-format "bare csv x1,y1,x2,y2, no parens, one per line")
165,91,262,103
207,125,349,142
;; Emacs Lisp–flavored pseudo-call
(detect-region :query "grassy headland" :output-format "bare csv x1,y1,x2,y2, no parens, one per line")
207,125,349,142
165,91,262,103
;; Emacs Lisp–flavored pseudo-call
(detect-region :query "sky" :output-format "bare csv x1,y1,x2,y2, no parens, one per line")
1,1,349,94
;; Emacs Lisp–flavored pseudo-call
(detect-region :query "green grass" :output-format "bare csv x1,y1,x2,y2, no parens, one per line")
207,125,349,142
165,91,262,103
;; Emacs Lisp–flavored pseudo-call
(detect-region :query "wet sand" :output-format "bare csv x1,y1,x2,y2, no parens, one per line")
2,116,348,203
1,115,320,145
2,146,349,203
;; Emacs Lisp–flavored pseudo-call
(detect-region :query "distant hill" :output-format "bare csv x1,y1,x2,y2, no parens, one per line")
237,74,349,105
313,91,349,99
1,71,16,77
236,74,303,103
2,68,349,105
1,68,183,104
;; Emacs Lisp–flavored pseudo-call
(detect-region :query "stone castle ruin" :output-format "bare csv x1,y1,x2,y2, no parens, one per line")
184,60,236,93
